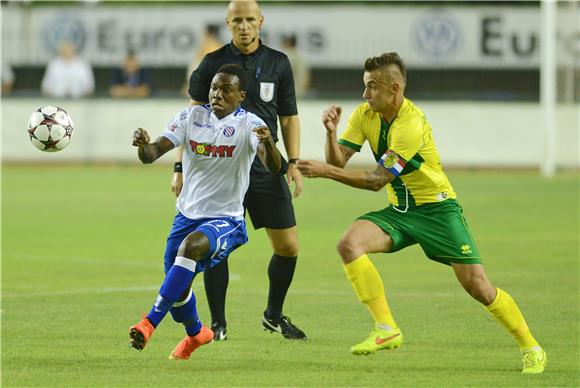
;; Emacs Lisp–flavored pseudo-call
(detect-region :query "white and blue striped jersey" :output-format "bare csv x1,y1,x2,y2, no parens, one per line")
162,105,265,220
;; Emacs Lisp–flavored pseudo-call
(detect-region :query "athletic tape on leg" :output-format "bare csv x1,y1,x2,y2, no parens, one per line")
174,256,197,272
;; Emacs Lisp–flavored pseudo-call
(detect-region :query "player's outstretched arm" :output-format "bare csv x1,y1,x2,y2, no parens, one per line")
132,128,175,164
298,160,394,192
279,115,303,198
254,126,282,173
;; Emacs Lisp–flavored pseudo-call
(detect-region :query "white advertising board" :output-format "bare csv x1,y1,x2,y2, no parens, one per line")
2,4,579,68
2,99,578,167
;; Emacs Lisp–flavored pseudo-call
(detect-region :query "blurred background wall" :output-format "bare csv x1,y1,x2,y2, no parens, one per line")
1,0,579,167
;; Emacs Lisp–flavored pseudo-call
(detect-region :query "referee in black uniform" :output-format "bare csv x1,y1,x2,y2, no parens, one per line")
172,0,306,340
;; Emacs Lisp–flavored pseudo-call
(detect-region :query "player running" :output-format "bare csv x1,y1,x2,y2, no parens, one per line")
128,64,281,359
297,52,547,374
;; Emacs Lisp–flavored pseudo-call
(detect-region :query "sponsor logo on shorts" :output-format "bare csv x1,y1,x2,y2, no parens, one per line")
436,192,449,201
461,244,472,255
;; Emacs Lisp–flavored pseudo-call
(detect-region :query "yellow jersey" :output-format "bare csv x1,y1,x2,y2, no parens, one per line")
338,98,456,208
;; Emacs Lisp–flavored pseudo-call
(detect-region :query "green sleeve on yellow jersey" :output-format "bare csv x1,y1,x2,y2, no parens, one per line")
338,104,366,151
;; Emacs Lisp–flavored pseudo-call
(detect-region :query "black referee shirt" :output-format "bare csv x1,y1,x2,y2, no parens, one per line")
188,41,298,143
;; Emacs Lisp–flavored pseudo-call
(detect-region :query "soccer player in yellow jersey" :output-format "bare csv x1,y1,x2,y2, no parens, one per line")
297,52,547,374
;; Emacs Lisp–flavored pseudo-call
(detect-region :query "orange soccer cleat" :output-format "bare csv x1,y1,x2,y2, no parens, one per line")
129,317,155,351
168,325,214,360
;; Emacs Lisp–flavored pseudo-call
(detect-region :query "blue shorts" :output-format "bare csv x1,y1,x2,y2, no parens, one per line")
163,213,248,274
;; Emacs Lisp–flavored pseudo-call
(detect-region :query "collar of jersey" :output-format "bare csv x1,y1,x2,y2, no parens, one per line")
364,98,409,122
228,40,263,57
210,106,244,122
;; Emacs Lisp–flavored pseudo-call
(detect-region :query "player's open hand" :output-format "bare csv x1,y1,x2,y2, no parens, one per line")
253,126,271,143
132,128,150,147
297,159,328,178
322,105,342,132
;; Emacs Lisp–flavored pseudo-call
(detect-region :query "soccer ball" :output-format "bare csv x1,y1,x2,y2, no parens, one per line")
27,106,74,152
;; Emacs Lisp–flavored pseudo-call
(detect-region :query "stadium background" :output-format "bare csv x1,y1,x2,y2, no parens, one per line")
2,0,579,167
1,1,579,387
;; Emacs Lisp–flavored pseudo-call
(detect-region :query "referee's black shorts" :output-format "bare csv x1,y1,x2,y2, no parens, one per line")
243,157,296,230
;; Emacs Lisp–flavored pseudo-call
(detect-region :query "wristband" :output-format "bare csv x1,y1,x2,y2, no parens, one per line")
174,162,183,173
288,158,299,165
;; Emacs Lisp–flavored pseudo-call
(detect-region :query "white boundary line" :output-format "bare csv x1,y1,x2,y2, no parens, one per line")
3,285,161,298
4,253,162,269
3,287,455,299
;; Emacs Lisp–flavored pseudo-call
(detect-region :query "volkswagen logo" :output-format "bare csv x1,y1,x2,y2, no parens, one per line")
42,16,87,56
412,10,462,63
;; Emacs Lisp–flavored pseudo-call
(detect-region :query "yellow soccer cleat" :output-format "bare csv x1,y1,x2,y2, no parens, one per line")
521,347,547,374
350,326,403,355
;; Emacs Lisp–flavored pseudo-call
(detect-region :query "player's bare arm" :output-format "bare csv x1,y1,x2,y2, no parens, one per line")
133,128,175,164
298,160,394,192
172,99,208,196
323,105,355,167
255,125,282,173
331,144,356,168
279,114,303,198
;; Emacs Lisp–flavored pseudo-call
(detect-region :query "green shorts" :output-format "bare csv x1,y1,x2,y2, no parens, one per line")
358,199,482,265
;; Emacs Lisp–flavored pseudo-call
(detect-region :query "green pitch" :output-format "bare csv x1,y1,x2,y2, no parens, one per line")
2,165,578,387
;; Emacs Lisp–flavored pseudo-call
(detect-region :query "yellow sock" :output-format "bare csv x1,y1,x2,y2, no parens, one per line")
343,254,398,330
485,288,539,350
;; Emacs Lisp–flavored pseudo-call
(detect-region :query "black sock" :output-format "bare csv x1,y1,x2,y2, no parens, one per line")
203,257,229,327
265,254,297,319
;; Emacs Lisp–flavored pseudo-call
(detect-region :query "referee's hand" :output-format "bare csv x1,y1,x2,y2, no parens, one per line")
287,163,303,198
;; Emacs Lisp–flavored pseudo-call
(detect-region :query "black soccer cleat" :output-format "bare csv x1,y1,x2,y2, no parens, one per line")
262,313,307,340
211,323,227,341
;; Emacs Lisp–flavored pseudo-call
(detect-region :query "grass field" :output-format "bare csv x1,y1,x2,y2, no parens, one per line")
2,165,579,387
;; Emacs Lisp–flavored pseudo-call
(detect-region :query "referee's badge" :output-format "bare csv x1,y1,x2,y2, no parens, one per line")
260,82,275,102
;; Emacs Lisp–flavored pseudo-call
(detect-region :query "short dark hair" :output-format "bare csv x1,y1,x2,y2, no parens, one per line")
364,52,407,82
216,64,248,92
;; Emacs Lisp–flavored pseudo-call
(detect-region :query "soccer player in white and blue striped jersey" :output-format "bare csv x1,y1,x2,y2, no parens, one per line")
128,64,281,360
